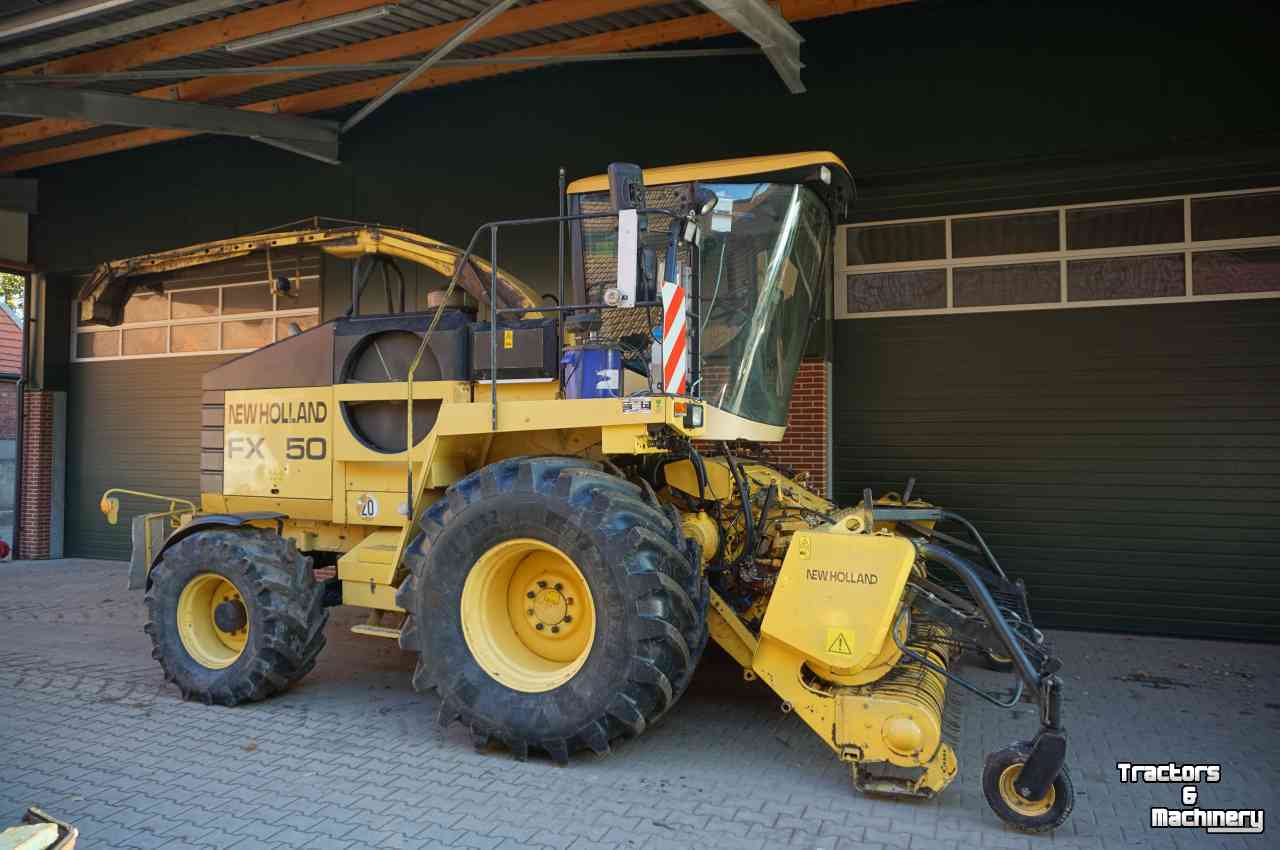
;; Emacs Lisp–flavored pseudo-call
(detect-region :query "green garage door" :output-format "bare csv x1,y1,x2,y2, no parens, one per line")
64,247,323,559
831,299,1280,641
67,355,228,559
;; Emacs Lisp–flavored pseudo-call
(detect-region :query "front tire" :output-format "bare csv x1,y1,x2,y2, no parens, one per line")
982,742,1074,832
144,527,328,706
396,457,708,763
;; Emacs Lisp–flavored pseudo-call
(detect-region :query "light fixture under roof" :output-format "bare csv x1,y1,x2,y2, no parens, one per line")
223,5,397,53
0,0,143,42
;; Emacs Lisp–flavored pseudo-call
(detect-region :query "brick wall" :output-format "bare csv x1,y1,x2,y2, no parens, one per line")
695,357,830,498
772,358,828,497
18,389,53,559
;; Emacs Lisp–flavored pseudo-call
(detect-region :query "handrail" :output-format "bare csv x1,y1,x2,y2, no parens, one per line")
99,488,196,525
401,207,683,519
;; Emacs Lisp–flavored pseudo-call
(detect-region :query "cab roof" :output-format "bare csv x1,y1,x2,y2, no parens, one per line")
566,151,853,220
566,151,852,195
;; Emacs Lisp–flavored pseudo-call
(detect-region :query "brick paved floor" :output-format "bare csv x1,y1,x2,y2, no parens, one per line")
1,559,1276,850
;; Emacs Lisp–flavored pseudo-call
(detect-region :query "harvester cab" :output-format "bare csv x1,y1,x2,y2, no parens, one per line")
99,152,1072,832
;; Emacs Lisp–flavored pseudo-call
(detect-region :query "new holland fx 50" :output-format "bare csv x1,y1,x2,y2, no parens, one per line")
98,152,1073,831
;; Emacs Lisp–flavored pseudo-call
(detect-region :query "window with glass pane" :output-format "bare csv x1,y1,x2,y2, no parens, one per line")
171,323,218,352
171,288,219,319
77,331,119,358
223,319,272,349
123,327,166,355
1067,201,1183,249
847,269,947,313
846,220,945,264
122,290,168,323
953,262,1060,308
276,315,318,340
1067,254,1184,301
1192,192,1280,241
221,284,273,315
1192,247,1280,294
952,211,1059,257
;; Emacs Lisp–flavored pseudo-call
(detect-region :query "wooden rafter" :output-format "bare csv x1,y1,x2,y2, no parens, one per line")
0,0,660,151
0,0,908,175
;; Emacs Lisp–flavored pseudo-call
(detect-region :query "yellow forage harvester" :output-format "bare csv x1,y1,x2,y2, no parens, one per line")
99,154,1072,832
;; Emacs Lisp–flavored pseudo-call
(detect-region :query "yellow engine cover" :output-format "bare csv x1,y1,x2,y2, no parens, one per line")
760,529,915,675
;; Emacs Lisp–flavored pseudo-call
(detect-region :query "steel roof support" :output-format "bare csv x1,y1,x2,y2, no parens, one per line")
0,82,339,164
339,0,518,134
695,0,805,93
14,48,764,84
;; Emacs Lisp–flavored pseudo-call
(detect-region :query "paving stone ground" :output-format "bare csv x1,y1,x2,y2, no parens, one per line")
1,558,1276,850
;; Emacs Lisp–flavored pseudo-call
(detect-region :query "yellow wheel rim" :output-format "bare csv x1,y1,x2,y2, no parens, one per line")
460,538,596,693
176,573,249,670
998,764,1056,817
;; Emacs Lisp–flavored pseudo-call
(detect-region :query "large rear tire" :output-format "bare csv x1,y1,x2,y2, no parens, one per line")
396,456,708,763
144,527,328,706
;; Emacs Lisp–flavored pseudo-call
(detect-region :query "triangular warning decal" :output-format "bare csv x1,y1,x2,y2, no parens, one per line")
827,632,853,655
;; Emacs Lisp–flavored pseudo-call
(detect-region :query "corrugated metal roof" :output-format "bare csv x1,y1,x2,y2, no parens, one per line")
0,2,278,70
0,0,740,165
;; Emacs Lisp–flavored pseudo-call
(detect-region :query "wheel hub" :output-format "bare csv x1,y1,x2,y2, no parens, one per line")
524,576,580,636
998,764,1056,816
214,599,248,633
176,573,249,670
461,539,596,693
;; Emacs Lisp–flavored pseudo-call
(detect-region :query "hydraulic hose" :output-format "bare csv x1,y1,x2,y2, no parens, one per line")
913,540,1041,690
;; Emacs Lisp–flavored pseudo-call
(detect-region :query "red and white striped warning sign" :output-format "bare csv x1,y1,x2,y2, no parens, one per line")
661,277,687,394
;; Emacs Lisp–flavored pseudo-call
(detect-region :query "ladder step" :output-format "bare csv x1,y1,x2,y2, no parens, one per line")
350,624,402,640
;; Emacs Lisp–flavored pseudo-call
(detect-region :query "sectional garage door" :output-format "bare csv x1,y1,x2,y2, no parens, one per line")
831,187,1280,641
65,250,321,559
831,299,1280,641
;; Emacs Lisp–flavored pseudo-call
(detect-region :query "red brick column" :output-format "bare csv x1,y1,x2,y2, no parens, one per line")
773,358,829,497
17,389,53,559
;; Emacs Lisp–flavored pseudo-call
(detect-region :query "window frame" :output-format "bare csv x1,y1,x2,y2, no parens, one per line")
71,276,321,362
835,186,1280,319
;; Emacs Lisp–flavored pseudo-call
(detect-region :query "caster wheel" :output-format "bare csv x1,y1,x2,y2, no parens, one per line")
982,742,1074,832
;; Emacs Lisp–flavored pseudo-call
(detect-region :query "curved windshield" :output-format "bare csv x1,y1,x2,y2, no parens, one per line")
695,183,831,426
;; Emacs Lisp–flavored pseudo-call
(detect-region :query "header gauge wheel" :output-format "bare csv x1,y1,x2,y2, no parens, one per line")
982,742,1074,833
396,457,708,763
144,527,328,706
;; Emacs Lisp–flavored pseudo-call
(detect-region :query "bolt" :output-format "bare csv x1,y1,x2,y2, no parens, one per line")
563,615,573,623
554,582,563,591
526,591,536,599
566,598,574,606
536,623,545,631
526,609,534,616
537,580,547,588
551,626,560,634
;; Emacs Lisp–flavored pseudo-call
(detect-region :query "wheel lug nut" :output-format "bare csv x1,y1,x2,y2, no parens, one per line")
526,591,536,599
554,582,563,591
551,626,560,634
563,615,573,623
526,609,534,616
536,623,545,631
537,580,547,588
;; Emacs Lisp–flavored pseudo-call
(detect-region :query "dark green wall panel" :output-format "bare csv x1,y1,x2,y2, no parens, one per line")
66,356,228,559
831,299,1280,641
